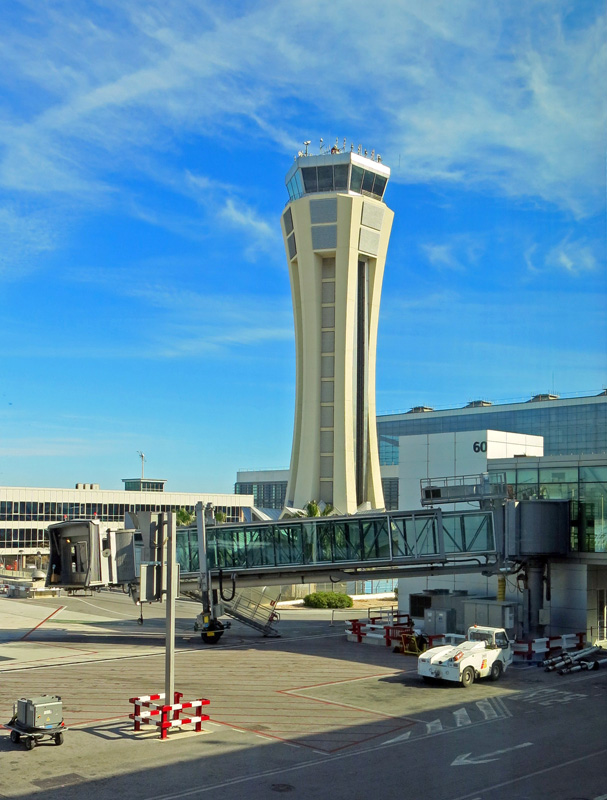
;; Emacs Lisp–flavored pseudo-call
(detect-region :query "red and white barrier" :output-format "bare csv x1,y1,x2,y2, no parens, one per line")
512,632,586,661
129,691,210,740
345,619,588,663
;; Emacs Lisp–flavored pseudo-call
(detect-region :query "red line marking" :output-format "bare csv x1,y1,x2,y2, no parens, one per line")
283,671,399,692
20,605,65,640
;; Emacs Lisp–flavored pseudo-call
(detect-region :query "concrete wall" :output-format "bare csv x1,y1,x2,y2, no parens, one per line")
545,562,588,636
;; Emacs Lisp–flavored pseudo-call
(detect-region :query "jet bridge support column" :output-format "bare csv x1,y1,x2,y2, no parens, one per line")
523,558,545,639
196,502,225,644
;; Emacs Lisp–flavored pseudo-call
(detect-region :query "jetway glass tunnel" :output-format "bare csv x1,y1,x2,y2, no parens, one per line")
176,510,496,576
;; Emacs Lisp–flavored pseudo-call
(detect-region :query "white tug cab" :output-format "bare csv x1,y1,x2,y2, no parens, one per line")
417,625,513,687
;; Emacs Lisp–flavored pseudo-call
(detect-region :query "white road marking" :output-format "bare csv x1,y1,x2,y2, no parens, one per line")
383,731,412,744
452,742,532,766
454,708,471,727
426,719,443,734
476,699,498,720
449,748,607,800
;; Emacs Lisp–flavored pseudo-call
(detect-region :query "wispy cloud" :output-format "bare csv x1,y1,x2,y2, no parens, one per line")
420,235,484,272
525,234,601,275
0,1,603,217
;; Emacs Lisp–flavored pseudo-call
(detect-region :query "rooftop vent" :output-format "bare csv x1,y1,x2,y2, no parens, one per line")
528,394,559,402
407,406,434,414
465,400,493,408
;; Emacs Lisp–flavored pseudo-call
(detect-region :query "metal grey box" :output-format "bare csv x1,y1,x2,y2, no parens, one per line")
17,695,63,729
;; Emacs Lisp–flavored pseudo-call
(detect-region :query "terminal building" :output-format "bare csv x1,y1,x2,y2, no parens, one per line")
0,479,254,570
235,391,607,640
236,391,607,512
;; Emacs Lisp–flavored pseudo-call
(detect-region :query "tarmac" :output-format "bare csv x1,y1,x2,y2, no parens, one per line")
1,592,606,800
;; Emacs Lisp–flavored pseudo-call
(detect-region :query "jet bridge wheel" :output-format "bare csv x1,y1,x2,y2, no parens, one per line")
461,666,475,688
201,619,225,645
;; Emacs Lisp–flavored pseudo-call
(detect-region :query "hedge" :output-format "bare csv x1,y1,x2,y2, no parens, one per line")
303,591,353,609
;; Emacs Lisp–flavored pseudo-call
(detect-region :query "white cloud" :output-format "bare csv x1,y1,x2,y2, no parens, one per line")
545,236,599,274
420,236,484,272
524,234,601,276
0,0,603,217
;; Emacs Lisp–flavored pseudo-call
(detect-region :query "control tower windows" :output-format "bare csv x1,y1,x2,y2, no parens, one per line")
292,164,386,200
350,166,386,200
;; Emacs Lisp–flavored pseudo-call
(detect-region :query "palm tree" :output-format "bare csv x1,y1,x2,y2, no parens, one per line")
176,507,196,527
284,500,335,518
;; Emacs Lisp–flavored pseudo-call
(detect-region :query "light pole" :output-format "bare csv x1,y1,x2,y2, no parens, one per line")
164,512,177,708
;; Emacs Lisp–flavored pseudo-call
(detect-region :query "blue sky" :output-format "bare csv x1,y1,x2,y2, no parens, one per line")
0,0,605,493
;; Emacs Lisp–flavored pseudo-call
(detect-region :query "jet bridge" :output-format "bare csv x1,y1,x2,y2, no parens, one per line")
45,508,500,642
177,507,500,589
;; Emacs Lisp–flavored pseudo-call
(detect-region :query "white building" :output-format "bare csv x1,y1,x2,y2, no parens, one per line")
0,481,254,569
392,429,544,509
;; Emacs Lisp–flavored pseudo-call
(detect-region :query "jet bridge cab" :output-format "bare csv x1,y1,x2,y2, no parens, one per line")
47,519,144,592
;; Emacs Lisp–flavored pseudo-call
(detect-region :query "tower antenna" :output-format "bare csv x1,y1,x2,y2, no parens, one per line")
137,451,146,480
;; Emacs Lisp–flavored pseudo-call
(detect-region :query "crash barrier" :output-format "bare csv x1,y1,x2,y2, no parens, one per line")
345,617,447,650
512,632,586,661
330,605,399,626
345,619,591,663
129,692,210,740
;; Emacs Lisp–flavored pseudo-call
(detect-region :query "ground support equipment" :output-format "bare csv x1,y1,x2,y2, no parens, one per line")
129,692,210,740
5,718,66,750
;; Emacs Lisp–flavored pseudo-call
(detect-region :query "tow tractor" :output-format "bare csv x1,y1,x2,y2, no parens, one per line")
417,625,513,687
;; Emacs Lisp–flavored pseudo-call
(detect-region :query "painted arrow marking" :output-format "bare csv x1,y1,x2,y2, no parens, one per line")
452,742,533,766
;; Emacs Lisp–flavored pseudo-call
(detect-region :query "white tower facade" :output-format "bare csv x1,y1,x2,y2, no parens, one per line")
281,146,393,514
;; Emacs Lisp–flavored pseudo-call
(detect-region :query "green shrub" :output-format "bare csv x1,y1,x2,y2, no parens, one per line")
303,591,353,609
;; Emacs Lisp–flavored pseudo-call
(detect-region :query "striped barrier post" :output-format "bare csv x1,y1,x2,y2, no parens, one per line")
129,693,210,740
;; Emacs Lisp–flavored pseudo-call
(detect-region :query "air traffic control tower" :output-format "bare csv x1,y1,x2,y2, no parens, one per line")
281,141,393,514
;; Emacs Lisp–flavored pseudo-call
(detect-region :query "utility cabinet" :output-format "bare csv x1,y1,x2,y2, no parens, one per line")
17,696,63,729
463,599,517,634
424,608,456,635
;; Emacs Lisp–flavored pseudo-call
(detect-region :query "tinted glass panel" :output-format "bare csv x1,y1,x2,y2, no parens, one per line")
350,165,363,192
317,166,333,192
334,164,349,190
540,467,578,483
362,171,375,193
302,167,317,193
294,169,304,197
283,207,293,235
581,466,607,482
517,469,538,484
372,174,387,198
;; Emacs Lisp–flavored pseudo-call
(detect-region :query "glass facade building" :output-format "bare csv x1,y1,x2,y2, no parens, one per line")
235,480,288,510
235,394,607,511
378,393,607,465
489,456,607,554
